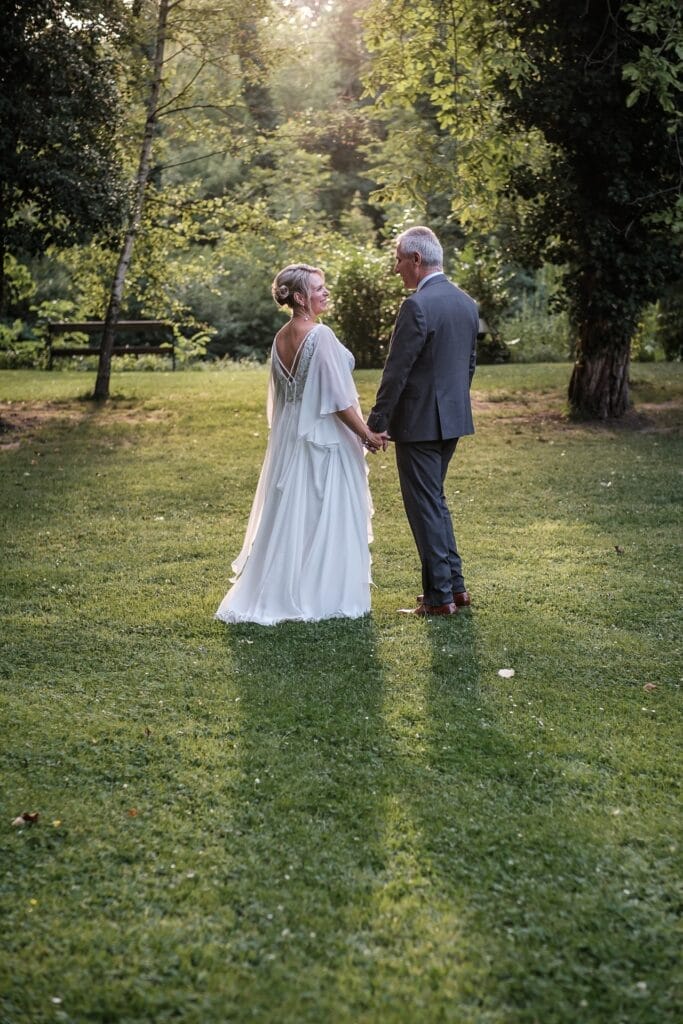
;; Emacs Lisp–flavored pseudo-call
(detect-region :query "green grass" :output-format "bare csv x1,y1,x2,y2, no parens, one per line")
1,363,681,1024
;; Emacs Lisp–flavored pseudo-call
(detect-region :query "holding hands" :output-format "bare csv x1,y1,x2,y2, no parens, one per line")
363,428,389,453
333,405,387,452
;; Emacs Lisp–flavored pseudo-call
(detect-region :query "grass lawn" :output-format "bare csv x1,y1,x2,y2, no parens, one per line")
0,363,681,1023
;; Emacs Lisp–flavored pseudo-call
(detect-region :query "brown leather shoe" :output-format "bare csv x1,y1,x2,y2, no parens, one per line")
416,590,471,608
400,601,458,616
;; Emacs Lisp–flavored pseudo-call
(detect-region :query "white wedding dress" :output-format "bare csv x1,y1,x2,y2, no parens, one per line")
215,323,373,626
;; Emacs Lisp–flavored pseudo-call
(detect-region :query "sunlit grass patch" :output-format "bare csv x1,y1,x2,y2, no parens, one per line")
0,364,681,1023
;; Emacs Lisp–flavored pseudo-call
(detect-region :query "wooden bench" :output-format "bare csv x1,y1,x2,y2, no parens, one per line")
47,320,175,370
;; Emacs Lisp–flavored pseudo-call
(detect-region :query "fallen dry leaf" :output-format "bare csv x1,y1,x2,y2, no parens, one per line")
615,545,625,555
643,683,657,692
128,808,139,817
11,812,39,827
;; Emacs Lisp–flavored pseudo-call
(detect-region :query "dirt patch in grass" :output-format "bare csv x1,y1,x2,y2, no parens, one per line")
0,399,171,449
2,388,679,452
472,393,682,435
628,399,683,434
0,402,81,445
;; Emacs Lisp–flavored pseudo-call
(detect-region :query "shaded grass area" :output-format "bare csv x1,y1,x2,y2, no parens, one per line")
1,364,681,1023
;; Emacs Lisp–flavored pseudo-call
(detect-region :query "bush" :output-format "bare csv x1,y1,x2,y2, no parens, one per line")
182,259,282,363
500,266,573,363
502,308,573,363
453,243,512,363
328,249,403,368
0,314,46,368
477,334,511,364
0,341,45,369
654,281,683,360
631,303,664,363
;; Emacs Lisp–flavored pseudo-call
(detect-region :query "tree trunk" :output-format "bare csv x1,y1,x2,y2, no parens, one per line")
0,250,5,323
568,323,631,420
93,0,169,401
0,209,7,321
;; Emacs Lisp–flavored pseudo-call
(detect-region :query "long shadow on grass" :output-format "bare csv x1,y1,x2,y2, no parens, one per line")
217,615,391,1016
402,614,679,1023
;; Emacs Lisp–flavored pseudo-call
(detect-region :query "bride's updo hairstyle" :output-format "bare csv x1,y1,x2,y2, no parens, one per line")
271,263,322,314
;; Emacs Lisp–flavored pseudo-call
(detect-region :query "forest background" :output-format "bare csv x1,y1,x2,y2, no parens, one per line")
1,0,681,412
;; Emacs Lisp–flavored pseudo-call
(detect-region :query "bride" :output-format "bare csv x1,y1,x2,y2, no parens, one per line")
215,263,385,626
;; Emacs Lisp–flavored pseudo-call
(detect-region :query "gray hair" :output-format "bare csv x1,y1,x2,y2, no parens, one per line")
396,226,443,268
271,263,322,313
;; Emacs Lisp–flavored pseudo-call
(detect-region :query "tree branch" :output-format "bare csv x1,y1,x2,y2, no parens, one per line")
159,147,235,170
153,58,208,114
157,102,236,119
161,41,196,65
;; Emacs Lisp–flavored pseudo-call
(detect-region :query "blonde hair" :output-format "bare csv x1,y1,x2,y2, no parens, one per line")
271,263,322,314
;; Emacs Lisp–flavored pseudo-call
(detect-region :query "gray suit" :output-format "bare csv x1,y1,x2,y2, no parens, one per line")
368,273,478,604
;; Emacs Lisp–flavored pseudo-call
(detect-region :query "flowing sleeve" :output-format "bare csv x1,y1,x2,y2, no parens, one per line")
297,324,358,440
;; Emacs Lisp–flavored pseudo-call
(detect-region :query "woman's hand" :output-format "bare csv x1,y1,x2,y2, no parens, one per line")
335,405,387,452
363,429,387,453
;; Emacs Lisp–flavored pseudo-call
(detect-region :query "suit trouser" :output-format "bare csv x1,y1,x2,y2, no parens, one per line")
394,437,465,605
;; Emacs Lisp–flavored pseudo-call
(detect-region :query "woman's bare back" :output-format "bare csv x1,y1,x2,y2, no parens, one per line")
274,319,316,376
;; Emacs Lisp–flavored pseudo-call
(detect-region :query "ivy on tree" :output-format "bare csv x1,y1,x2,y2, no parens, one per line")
488,0,682,418
363,0,682,418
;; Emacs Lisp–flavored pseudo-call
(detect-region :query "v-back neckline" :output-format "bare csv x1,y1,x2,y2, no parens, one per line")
274,325,317,379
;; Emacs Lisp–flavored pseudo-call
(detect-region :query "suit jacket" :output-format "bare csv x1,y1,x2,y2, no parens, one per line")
367,274,478,442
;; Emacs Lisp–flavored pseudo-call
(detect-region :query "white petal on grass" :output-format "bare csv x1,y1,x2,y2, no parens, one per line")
498,668,515,678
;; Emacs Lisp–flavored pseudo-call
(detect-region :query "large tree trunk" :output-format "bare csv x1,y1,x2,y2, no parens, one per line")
93,0,169,401
0,243,6,322
568,322,631,419
0,207,7,320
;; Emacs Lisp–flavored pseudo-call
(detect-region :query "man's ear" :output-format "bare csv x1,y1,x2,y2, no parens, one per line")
412,251,422,266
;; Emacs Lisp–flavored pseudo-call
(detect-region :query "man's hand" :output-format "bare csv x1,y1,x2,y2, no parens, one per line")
363,428,386,453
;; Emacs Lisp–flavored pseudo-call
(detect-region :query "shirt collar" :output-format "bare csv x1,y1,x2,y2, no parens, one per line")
416,271,444,291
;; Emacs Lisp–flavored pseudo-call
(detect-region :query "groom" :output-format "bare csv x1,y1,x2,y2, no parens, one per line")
367,226,478,616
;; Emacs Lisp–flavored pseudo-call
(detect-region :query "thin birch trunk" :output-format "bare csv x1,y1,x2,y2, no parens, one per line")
94,0,170,401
